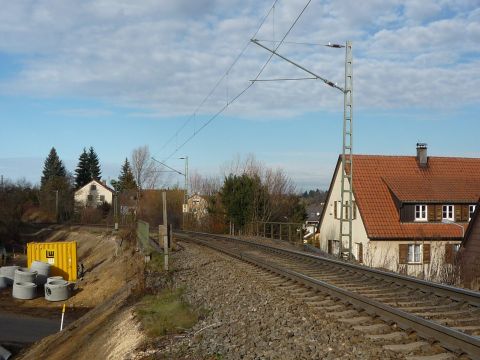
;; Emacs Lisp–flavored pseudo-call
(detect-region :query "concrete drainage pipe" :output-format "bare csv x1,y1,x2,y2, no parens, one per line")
14,268,37,284
0,345,12,360
30,261,51,286
45,280,70,302
0,266,19,286
12,282,37,300
46,276,65,284
0,276,8,289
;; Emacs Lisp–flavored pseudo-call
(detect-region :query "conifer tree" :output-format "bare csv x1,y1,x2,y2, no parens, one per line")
117,158,137,192
74,148,91,188
88,147,101,181
41,147,67,187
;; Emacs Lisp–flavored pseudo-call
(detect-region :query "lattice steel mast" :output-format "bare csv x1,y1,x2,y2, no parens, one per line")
339,41,353,259
251,39,354,259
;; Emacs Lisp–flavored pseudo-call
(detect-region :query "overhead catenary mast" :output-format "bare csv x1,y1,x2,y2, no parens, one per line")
251,39,354,259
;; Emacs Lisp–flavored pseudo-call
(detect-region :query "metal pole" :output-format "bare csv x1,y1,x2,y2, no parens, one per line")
182,156,189,230
55,190,59,223
114,193,119,230
162,191,169,271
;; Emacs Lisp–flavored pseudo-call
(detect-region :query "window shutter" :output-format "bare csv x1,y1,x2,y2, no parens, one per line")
353,201,357,219
328,240,332,254
445,244,453,264
435,205,442,221
358,243,363,263
454,206,461,222
461,205,469,221
334,201,338,219
428,205,435,222
399,244,408,264
423,243,431,264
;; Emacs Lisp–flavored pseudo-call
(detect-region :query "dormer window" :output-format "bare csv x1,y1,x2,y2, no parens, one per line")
415,204,427,221
442,205,454,221
469,205,476,221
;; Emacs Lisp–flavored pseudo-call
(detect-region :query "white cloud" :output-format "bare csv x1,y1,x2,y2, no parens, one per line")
0,0,477,120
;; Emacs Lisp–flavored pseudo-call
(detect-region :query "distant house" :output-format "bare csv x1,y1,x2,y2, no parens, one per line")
304,203,324,241
318,144,480,278
118,189,138,217
459,200,480,290
74,180,114,207
187,194,208,220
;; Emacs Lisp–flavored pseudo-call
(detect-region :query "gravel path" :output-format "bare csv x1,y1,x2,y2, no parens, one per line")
137,240,415,359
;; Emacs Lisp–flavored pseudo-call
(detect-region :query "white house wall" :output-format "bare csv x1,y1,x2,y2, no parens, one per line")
318,162,370,261
74,181,113,207
368,240,461,281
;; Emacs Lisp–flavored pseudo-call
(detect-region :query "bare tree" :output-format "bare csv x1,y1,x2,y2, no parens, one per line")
190,171,221,196
131,146,160,190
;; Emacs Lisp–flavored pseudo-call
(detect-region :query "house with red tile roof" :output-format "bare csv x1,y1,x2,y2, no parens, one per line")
459,200,480,290
318,144,480,278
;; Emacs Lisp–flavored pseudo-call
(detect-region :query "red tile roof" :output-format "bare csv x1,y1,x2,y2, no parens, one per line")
349,155,480,240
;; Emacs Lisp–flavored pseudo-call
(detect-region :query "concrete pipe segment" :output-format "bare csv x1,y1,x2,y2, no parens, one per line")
45,280,70,302
0,345,12,360
0,266,19,286
12,282,37,300
46,276,65,284
30,261,51,286
14,268,37,284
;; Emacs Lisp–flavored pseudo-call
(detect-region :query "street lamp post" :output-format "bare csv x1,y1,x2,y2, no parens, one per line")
179,157,189,230
151,156,189,229
178,157,189,206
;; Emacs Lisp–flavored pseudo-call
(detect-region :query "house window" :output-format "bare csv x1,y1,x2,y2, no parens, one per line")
99,195,105,202
334,201,357,220
469,205,476,221
415,205,427,221
408,244,422,263
442,205,454,221
90,184,97,191
87,195,93,201
453,243,460,253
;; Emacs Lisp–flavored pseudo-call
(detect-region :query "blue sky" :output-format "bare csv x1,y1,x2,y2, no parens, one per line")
0,0,479,190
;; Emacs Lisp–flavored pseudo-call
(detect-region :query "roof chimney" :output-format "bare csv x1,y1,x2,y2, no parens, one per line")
416,143,428,167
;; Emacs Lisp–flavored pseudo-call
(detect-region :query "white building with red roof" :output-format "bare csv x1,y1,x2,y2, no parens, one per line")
318,144,480,278
74,179,114,207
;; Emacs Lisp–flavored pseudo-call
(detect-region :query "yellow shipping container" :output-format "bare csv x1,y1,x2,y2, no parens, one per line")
27,241,77,281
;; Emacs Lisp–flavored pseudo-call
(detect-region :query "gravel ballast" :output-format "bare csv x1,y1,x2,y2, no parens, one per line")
137,240,412,359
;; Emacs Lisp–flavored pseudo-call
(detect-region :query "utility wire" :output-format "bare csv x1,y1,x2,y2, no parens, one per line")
158,0,279,156
162,0,312,162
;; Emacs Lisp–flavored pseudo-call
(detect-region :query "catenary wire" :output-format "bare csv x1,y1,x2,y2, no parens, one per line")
162,0,312,162
157,0,280,156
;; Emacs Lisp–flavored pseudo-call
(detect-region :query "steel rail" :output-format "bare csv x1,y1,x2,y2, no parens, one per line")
178,230,480,306
177,231,480,358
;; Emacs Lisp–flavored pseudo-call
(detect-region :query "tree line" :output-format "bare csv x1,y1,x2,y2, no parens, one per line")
186,155,308,234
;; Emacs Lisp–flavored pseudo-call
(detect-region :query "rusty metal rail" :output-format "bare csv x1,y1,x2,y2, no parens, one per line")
177,230,480,358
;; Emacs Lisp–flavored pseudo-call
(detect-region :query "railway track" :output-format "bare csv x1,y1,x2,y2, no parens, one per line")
177,230,480,359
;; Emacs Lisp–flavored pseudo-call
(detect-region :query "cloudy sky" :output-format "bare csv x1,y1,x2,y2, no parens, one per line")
0,0,479,190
